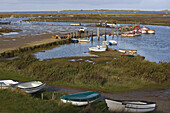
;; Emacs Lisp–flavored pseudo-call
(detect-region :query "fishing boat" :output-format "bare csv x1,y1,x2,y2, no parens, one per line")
0,80,19,89
118,49,137,54
148,29,155,34
14,81,46,93
121,32,135,37
109,40,117,45
60,91,101,106
105,99,156,113
77,38,90,42
89,46,107,52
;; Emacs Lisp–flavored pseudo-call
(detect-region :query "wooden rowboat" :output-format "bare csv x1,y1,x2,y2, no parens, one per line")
105,99,156,113
60,91,101,106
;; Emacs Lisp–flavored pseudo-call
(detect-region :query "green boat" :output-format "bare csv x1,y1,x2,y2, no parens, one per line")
60,91,101,106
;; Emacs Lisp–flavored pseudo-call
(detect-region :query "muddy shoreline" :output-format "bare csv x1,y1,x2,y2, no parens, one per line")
44,85,170,113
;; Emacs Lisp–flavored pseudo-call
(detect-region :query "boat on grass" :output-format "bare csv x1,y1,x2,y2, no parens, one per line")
121,54,145,59
14,81,46,93
118,49,137,54
0,80,19,89
105,99,156,113
60,91,101,106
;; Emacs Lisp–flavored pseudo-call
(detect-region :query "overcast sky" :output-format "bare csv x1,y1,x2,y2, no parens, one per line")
0,0,169,11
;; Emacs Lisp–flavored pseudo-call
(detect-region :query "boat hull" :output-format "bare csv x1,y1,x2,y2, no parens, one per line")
15,81,46,93
0,80,19,89
105,99,156,113
61,98,98,106
89,47,106,52
60,91,101,106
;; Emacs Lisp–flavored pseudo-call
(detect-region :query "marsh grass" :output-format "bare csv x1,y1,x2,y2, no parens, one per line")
0,50,169,92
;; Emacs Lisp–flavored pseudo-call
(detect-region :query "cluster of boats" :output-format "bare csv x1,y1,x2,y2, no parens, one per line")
121,26,155,37
0,80,45,93
60,91,156,113
0,80,156,112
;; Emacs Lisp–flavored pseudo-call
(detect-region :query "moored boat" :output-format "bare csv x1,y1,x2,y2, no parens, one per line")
0,80,19,89
14,81,46,93
102,41,109,45
109,40,117,45
148,29,155,34
105,99,156,113
71,38,79,43
89,46,107,52
121,32,135,37
77,38,90,42
60,91,101,106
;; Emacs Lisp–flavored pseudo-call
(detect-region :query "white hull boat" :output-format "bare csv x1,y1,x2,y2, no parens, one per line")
0,80,19,89
89,47,106,52
148,29,155,34
105,99,156,113
15,81,46,93
78,38,90,42
109,40,117,45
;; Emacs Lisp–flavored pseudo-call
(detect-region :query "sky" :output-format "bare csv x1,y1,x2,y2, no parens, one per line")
0,0,169,11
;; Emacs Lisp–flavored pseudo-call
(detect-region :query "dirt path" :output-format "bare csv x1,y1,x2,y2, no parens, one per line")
44,86,170,113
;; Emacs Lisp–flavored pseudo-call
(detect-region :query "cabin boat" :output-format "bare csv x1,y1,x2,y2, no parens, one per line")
14,81,46,93
77,38,90,42
121,32,135,37
0,80,19,89
109,40,117,45
105,99,156,113
148,29,155,34
89,46,107,52
60,91,101,106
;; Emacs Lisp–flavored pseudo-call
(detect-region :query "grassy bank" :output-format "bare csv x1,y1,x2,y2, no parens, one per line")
0,50,169,92
0,89,108,113
0,27,21,35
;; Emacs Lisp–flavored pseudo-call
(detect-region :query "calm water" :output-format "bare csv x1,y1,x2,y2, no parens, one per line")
35,24,170,63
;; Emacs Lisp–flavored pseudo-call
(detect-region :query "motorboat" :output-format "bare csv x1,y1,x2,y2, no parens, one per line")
89,46,107,52
148,29,155,34
109,40,117,45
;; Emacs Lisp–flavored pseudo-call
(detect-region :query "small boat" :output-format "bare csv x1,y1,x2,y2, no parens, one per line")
141,30,147,34
89,46,107,52
105,99,156,113
148,29,155,34
14,81,46,93
109,40,117,45
121,54,145,59
71,38,79,43
78,27,87,33
118,49,137,54
77,38,90,42
121,32,135,37
60,91,101,106
102,41,109,45
0,80,19,89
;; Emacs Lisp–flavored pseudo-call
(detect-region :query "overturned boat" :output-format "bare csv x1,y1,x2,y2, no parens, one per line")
60,91,101,106
105,99,156,113
14,81,46,93
0,80,19,89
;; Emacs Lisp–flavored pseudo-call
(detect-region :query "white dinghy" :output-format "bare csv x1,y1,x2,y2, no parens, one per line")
105,99,156,113
15,81,46,93
0,80,19,89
